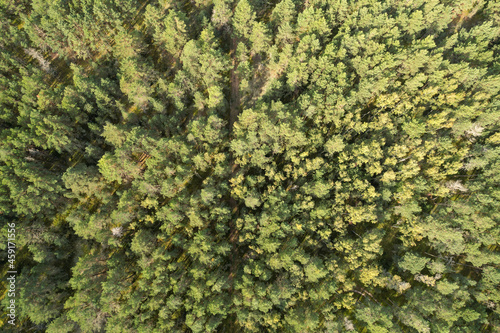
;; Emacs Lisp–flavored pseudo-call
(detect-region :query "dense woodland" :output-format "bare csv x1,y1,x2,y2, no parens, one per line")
0,0,499,332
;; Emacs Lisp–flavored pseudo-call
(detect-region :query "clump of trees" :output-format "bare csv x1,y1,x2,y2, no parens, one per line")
0,0,499,332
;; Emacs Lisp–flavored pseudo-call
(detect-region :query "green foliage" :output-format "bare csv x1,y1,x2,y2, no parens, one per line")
1,0,499,332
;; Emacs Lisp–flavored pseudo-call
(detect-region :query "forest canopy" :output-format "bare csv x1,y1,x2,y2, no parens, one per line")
0,0,499,332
